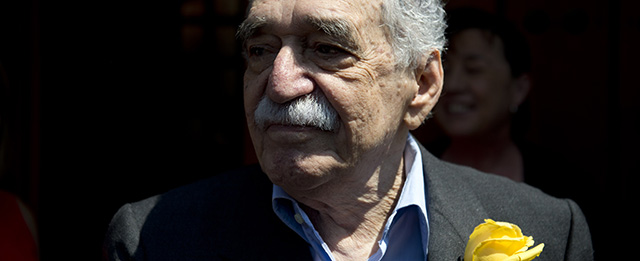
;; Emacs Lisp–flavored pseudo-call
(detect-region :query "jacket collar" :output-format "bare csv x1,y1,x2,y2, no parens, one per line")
419,144,488,260
256,142,488,260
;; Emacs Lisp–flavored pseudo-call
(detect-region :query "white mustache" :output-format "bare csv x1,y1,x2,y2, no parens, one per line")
254,92,340,132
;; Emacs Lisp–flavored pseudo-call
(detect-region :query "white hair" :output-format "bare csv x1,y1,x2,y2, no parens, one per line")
241,0,447,70
381,0,447,70
254,91,340,132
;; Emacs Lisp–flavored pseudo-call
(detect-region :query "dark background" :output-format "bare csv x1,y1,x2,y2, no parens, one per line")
0,0,636,260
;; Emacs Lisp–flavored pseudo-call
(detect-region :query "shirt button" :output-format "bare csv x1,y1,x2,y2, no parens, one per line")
294,213,304,224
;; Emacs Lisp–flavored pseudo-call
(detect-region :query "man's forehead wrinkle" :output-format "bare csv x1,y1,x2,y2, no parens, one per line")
306,16,347,35
304,15,359,50
239,16,359,47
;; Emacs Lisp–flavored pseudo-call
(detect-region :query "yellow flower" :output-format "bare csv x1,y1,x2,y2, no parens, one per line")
464,219,544,261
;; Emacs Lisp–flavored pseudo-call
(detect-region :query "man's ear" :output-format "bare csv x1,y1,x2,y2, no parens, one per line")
404,50,444,130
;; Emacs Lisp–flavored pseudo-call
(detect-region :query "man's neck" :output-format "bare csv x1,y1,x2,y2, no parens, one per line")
288,145,407,260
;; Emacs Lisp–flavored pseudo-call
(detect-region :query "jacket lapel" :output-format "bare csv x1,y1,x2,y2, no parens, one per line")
420,145,488,260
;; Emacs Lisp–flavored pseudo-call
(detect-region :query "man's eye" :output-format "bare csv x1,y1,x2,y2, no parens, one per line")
307,42,357,70
316,44,340,55
249,46,266,57
315,44,348,57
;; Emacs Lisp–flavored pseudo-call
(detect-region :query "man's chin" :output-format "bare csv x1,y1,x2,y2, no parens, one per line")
260,154,341,190
264,124,328,144
264,167,331,192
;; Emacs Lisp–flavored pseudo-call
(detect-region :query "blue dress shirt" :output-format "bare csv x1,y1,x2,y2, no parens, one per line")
272,135,429,260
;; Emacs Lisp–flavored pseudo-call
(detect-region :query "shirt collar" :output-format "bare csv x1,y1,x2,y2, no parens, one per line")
382,134,429,256
271,135,428,259
395,134,427,218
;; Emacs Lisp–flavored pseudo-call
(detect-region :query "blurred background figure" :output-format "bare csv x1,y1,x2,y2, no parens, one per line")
418,8,599,254
433,8,532,182
422,8,594,202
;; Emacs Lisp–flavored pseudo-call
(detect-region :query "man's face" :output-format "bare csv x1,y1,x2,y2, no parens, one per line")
241,0,418,191
436,29,517,138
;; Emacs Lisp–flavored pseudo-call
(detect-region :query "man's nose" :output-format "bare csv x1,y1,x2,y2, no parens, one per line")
266,46,314,104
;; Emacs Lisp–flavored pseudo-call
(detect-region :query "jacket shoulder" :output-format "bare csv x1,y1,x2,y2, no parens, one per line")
464,169,593,260
421,145,593,260
104,165,310,260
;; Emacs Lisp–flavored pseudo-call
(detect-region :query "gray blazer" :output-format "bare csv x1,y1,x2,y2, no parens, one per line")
104,144,593,260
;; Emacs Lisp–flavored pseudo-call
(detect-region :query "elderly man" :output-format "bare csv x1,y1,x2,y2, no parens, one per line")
104,0,593,260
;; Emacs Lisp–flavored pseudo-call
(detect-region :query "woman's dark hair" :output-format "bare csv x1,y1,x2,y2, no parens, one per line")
445,8,533,143
446,8,531,77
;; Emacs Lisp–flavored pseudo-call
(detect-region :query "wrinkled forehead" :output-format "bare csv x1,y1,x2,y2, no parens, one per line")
247,0,382,19
240,0,384,40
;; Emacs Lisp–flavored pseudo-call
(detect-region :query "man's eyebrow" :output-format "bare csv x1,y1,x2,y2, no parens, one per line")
236,15,360,53
305,16,359,52
236,16,267,44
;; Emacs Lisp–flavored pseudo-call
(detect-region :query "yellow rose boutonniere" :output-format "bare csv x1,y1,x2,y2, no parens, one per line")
464,219,544,261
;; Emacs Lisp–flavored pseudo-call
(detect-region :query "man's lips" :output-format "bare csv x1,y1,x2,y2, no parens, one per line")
266,124,318,132
262,121,338,133
264,124,327,143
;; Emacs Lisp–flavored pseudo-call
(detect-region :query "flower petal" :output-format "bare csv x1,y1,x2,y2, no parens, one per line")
465,220,543,261
474,237,529,258
504,243,545,261
465,220,500,261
